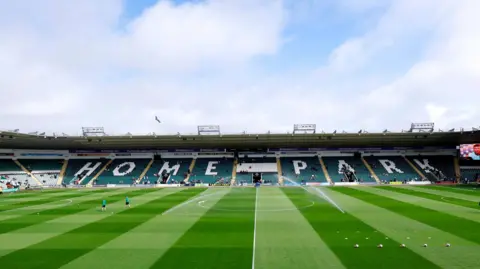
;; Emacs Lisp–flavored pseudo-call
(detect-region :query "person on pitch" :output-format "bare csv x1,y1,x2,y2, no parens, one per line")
125,196,131,208
101,199,107,211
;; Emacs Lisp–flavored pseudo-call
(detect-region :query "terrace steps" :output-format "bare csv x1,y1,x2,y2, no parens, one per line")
230,159,238,186
403,156,426,180
319,157,332,184
184,159,196,183
276,157,283,185
454,157,460,183
137,159,154,183
14,159,43,186
57,159,69,185
361,157,380,183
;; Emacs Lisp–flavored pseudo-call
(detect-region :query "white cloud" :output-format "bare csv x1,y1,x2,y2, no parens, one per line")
0,0,479,136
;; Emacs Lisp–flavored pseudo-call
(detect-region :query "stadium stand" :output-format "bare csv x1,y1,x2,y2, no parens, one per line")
364,156,420,182
19,159,63,186
460,167,480,182
189,158,233,184
280,157,327,183
63,159,108,185
144,158,192,184
236,157,278,184
322,156,374,183
93,159,151,185
407,155,456,182
0,159,40,187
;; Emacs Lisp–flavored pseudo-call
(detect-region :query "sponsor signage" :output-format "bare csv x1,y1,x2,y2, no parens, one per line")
305,182,331,186
436,181,457,185
269,146,455,152
75,153,110,157
406,181,432,185
333,182,359,186
156,184,181,188
20,153,64,156
199,148,225,152
1,188,19,193
198,152,234,156
389,181,403,185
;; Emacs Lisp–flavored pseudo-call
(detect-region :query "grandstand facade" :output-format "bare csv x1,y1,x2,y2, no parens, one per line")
1,128,480,190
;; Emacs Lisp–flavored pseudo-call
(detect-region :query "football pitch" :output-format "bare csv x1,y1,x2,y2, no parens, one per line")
0,185,479,269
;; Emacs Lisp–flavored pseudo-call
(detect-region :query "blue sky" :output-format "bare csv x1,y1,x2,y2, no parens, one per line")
0,0,479,135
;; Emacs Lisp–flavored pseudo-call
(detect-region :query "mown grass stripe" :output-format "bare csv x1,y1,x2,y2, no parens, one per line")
255,188,345,269
380,186,480,210
403,186,479,202
322,187,480,269
59,188,229,269
0,190,83,205
149,188,256,269
0,189,113,213
0,189,174,259
363,187,480,223
0,188,205,269
333,187,480,245
0,189,68,199
0,188,157,234
0,189,130,223
283,187,439,269
420,185,480,196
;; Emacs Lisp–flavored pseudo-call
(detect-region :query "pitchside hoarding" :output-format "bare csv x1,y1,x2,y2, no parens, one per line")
459,144,480,160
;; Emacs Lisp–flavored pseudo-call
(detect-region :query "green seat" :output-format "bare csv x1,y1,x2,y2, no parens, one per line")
322,157,374,182
0,160,22,173
280,157,327,183
144,158,192,184
236,157,278,184
63,159,108,185
190,158,233,184
19,159,63,172
95,159,151,185
364,156,418,182
407,156,455,181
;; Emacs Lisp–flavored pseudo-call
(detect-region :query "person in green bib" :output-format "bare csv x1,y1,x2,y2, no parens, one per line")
125,196,131,208
101,199,107,211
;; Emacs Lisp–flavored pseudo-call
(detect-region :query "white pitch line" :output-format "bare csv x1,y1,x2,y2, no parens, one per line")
162,190,224,215
252,187,258,269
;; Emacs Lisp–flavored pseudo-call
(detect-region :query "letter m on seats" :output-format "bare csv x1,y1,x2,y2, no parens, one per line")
158,162,180,176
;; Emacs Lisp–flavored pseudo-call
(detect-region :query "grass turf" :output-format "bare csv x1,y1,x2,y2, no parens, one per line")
0,186,478,269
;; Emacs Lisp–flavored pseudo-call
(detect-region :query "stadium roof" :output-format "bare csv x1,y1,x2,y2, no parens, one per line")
1,130,479,150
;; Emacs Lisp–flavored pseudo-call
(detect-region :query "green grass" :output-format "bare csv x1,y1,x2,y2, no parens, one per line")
332,187,480,244
379,186,480,209
420,185,480,196
0,186,478,269
283,187,439,269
